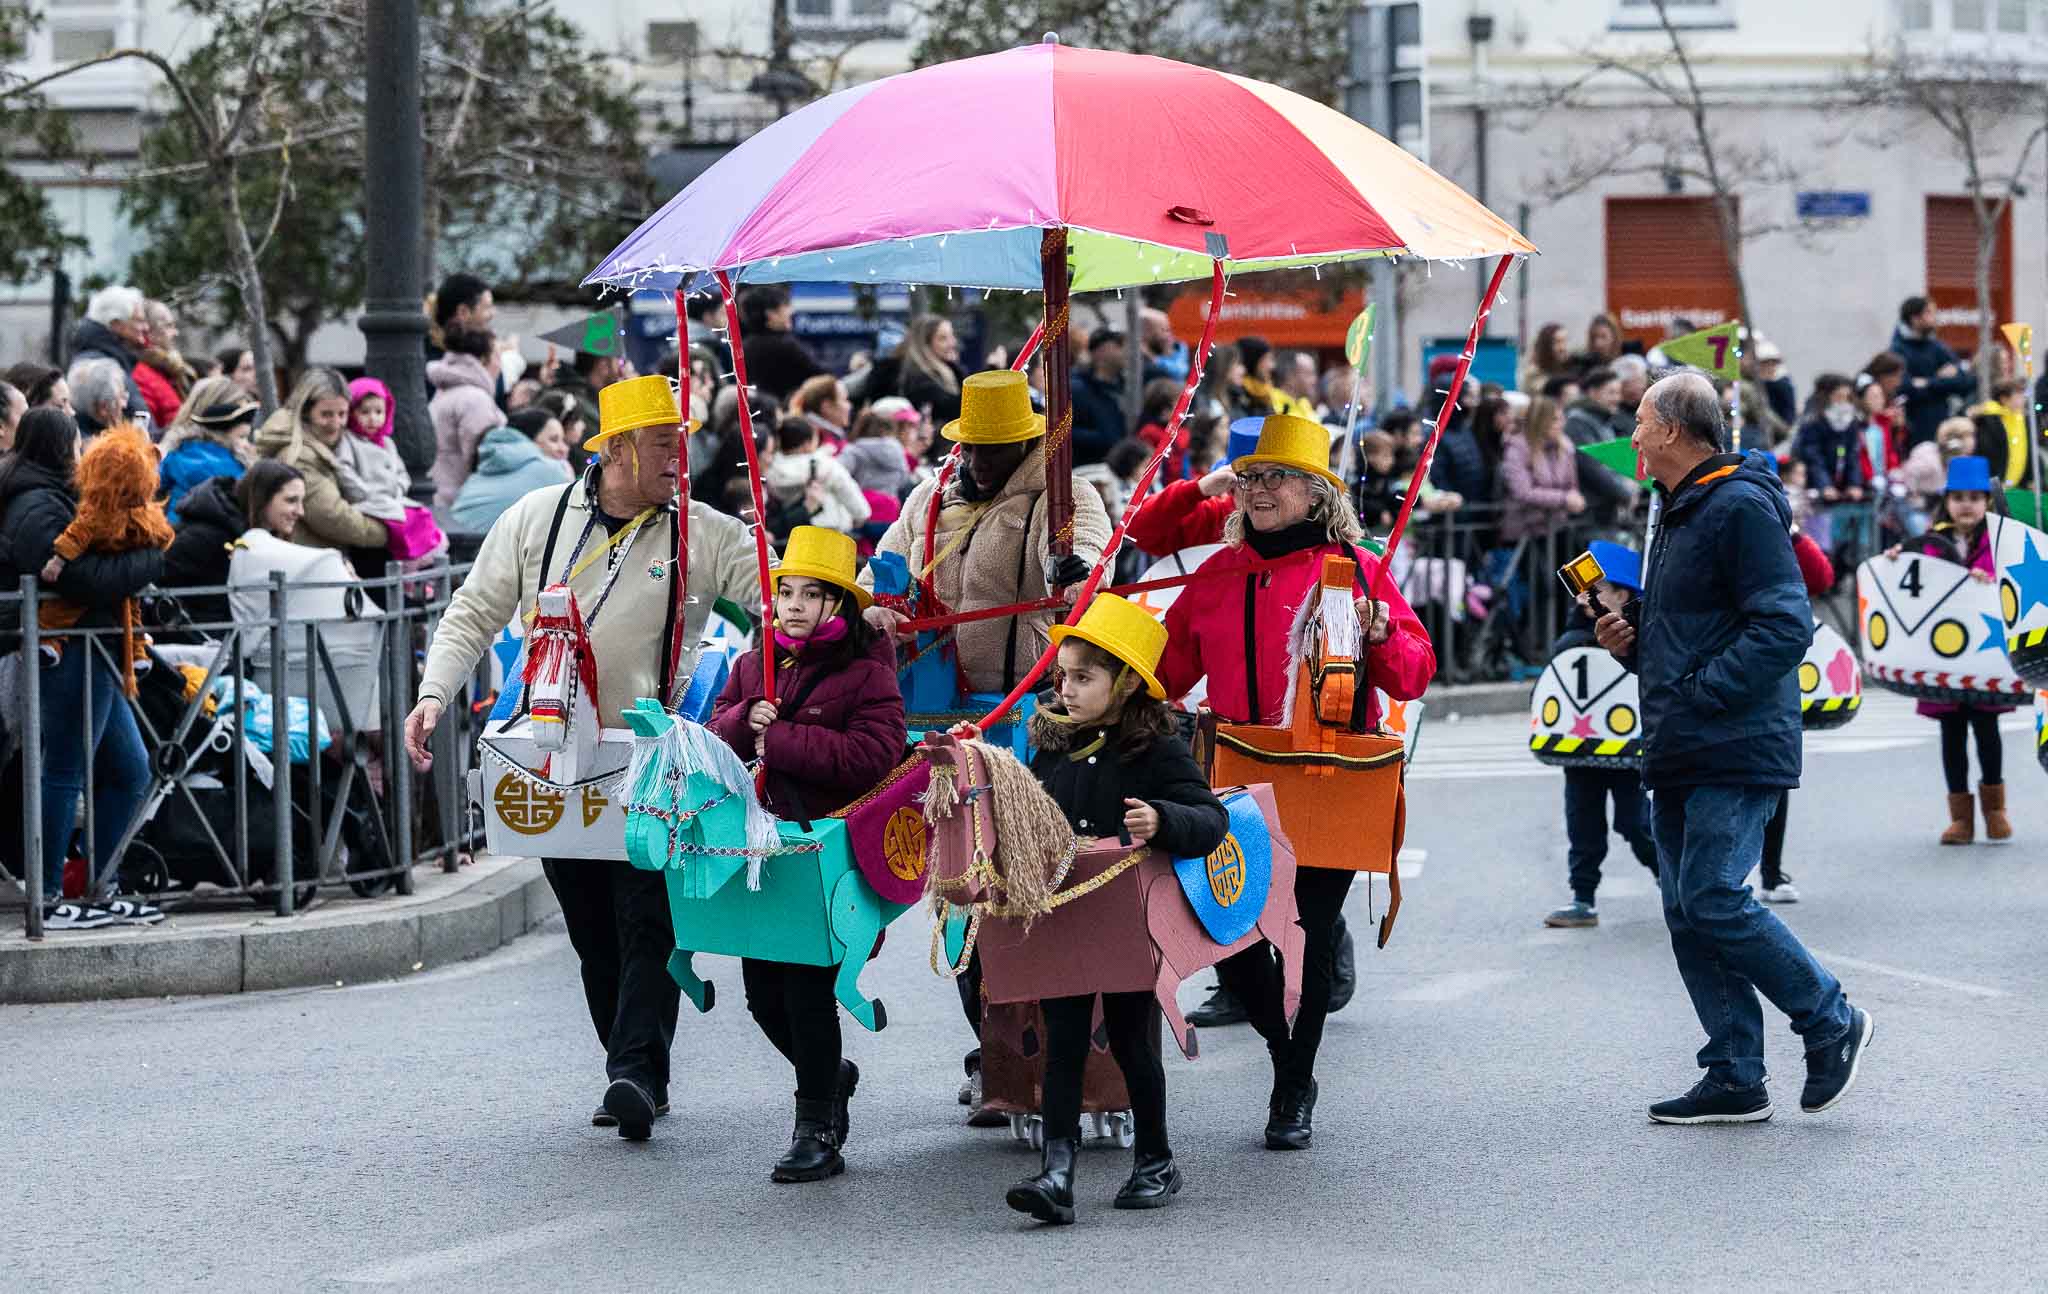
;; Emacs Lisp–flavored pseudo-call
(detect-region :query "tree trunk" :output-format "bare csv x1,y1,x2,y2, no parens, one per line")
1975,209,1996,401
219,151,282,411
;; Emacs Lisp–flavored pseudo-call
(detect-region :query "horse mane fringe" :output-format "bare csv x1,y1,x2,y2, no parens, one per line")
1280,579,1360,727
621,718,686,811
623,715,782,888
924,759,959,823
971,739,1075,923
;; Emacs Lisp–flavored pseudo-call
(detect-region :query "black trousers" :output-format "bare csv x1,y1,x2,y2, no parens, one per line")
1040,990,1169,1156
543,859,679,1097
741,957,843,1101
1938,710,2003,793
1760,789,1790,890
1563,767,1658,904
1213,866,1357,1095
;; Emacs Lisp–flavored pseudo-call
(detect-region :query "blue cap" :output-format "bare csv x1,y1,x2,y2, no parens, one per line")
1945,455,1992,494
1227,416,1266,463
1587,540,1642,593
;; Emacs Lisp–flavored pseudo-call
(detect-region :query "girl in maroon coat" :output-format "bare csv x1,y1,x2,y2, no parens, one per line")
709,526,907,1183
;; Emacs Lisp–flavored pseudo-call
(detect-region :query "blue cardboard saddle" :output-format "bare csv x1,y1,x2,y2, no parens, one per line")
1172,788,1272,947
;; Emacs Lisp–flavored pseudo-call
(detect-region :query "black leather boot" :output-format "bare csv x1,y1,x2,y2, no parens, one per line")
1005,1136,1078,1224
770,1098,845,1183
1112,1151,1182,1209
1327,916,1357,1013
833,1059,859,1148
1265,1077,1318,1150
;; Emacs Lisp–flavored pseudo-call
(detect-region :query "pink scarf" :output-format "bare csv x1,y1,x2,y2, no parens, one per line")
773,615,850,655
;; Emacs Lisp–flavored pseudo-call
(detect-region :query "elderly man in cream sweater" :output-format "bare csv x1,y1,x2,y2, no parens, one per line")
405,373,759,1142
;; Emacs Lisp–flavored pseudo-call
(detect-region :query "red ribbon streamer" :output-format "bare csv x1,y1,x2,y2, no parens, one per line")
714,270,779,702
970,260,1229,731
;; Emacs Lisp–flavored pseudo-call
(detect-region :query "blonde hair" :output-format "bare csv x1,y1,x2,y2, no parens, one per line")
1221,471,1364,548
898,317,960,395
157,374,252,461
1522,395,1569,456
1936,416,1976,461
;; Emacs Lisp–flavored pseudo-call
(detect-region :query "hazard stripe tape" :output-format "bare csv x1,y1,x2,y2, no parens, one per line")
2011,627,2048,650
1530,734,1643,758
1801,696,1861,713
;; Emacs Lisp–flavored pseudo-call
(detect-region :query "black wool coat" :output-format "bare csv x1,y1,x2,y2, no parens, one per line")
1028,714,1229,859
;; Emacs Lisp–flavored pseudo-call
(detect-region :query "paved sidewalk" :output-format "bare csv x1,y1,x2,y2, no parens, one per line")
1422,678,1531,718
0,854,557,1005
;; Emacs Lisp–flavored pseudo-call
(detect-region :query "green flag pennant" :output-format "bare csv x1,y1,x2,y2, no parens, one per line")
1578,435,1644,481
537,309,625,357
2008,488,2043,530
1660,321,1742,380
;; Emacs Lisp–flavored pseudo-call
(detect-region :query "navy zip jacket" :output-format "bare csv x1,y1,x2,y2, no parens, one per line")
1621,452,1810,790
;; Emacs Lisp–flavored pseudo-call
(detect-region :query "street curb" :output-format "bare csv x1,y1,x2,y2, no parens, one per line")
1422,680,1532,719
0,860,559,1005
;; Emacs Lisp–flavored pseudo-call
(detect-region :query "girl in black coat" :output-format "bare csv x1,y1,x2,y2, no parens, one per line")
1005,593,1228,1226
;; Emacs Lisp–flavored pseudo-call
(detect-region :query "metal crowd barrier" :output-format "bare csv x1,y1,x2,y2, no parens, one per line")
2,560,490,939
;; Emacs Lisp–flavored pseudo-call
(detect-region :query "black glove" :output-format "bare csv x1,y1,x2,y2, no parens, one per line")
1048,553,1092,588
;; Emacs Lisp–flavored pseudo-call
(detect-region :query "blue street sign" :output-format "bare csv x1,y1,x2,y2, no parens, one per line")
1797,191,1870,220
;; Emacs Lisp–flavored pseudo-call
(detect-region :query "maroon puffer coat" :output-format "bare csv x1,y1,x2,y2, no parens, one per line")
708,626,909,819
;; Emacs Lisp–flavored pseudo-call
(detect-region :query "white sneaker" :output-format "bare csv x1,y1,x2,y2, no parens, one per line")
1759,882,1801,904
42,902,118,931
103,898,165,925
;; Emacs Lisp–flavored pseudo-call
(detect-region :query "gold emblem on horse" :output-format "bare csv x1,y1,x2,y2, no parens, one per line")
581,786,609,827
883,805,928,882
494,773,565,836
1206,835,1246,907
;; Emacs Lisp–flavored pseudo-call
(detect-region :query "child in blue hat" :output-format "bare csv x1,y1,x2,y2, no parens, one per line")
1882,455,2016,844
1542,539,1659,928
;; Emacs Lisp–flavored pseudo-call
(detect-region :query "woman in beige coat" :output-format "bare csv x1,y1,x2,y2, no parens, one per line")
253,368,392,556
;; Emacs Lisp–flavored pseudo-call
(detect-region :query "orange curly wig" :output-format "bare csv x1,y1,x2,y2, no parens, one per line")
69,423,175,553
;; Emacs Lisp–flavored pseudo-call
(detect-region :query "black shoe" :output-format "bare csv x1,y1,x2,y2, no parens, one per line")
1647,1078,1773,1125
1327,917,1356,1013
833,1059,859,1148
603,1078,657,1141
1801,1007,1874,1114
1112,1152,1182,1209
771,1098,845,1183
591,1105,615,1128
1186,982,1249,1028
1265,1078,1317,1150
1004,1136,1077,1225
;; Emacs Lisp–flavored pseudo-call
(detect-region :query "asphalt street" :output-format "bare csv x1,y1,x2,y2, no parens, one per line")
6,691,2043,1292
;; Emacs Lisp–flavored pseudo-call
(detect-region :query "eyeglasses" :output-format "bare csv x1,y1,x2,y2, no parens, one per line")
1234,467,1303,493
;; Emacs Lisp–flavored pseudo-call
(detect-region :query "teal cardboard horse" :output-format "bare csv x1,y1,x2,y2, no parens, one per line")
619,699,922,1032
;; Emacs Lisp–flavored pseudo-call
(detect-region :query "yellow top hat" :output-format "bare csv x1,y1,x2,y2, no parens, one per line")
773,525,873,611
1048,593,1167,700
587,374,700,451
940,370,1047,445
1231,413,1344,492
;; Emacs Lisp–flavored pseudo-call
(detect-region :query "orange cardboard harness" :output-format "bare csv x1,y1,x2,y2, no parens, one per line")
1201,554,1408,947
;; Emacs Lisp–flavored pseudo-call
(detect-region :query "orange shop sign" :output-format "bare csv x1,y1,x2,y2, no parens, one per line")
1166,289,1363,349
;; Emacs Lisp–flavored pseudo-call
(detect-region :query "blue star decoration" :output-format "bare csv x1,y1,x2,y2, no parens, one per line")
1981,612,2009,653
2011,530,2048,624
490,628,523,680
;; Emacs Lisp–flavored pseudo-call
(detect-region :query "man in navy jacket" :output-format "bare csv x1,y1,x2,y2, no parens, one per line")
1889,296,1974,449
1593,371,1874,1125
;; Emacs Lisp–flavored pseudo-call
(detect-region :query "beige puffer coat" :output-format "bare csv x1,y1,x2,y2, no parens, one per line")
253,413,391,552
862,449,1112,694
418,476,760,723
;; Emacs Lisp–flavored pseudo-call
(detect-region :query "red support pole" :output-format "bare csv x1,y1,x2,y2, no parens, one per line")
1372,255,1515,605
970,259,1229,732
713,270,779,702
666,290,692,704
1039,228,1074,575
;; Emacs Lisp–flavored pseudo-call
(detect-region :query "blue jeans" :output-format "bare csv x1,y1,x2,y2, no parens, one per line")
1653,785,1851,1090
38,646,150,900
1564,767,1657,904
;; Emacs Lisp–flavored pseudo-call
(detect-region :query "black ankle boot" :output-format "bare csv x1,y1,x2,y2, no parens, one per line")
771,1098,845,1183
1112,1151,1182,1209
833,1059,859,1148
1005,1136,1078,1224
1265,1077,1318,1150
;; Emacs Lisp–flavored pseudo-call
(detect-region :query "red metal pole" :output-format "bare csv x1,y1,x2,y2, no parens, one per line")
713,270,779,702
1040,228,1074,575
666,290,692,704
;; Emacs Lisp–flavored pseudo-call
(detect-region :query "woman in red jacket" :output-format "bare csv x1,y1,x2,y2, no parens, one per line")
1157,414,1434,1150
709,526,907,1184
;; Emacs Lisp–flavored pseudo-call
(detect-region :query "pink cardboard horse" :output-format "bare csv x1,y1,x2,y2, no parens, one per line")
921,732,1302,1059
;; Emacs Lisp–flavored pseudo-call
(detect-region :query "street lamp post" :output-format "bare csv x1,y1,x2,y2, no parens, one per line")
360,0,432,484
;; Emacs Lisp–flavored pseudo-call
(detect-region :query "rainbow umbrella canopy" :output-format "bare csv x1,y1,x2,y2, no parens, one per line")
585,38,1533,294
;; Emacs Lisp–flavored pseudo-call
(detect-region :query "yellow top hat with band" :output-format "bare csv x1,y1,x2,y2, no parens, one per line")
940,370,1047,445
773,525,873,611
1049,592,1167,700
1232,413,1344,491
587,374,700,451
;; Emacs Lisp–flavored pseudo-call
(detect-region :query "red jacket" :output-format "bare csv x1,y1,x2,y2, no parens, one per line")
1126,477,1234,556
1158,539,1434,728
709,628,908,819
1791,530,1833,598
133,360,183,432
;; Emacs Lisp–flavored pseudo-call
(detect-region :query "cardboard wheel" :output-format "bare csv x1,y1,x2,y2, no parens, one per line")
1028,1116,1044,1150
